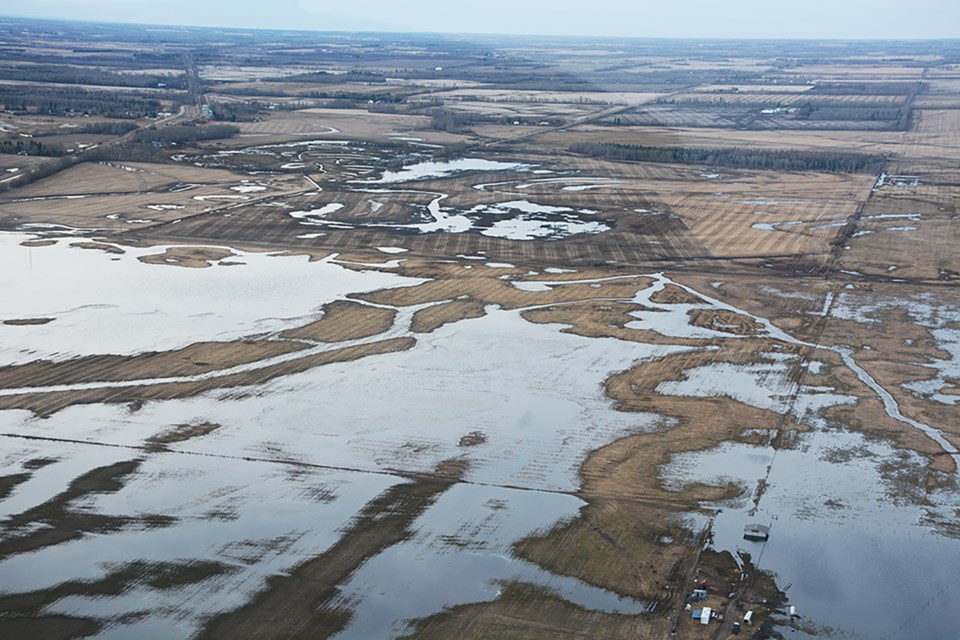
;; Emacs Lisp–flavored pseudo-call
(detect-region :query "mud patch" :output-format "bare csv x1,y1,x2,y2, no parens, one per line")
3,318,54,326
70,241,124,255
147,421,221,446
458,431,488,447
138,246,237,268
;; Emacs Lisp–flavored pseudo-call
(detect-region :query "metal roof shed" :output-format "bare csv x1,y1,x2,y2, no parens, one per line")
743,524,770,541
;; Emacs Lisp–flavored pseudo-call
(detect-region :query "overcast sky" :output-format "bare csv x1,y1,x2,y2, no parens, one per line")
3,0,958,39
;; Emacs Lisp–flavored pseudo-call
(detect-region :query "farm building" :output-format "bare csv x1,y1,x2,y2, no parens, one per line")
743,524,770,541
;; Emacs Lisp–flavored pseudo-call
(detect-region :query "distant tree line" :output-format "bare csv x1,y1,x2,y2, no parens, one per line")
0,65,188,89
794,103,913,130
215,85,407,103
570,143,885,173
795,105,903,121
811,82,925,96
429,108,481,132
209,101,267,122
0,85,166,118
443,94,613,106
82,143,167,163
0,138,67,157
0,41,185,70
33,121,139,137
388,66,766,89
322,98,362,109
132,124,239,146
427,107,540,131
656,96,905,109
269,70,387,84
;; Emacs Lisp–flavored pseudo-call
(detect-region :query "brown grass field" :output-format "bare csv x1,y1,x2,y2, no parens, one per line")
229,108,460,143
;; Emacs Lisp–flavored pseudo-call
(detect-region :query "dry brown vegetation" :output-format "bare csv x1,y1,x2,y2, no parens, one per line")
280,301,397,343
0,337,416,417
137,245,236,267
398,582,659,640
410,297,488,333
0,339,307,389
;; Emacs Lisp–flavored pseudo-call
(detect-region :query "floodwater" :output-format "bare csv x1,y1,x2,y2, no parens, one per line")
0,232,679,638
655,352,798,413
362,158,530,184
177,138,375,175
282,157,612,240
2,232,959,638
0,438,400,639
328,483,652,640
658,344,960,639
0,233,422,364
289,193,610,239
675,428,960,639
832,291,960,406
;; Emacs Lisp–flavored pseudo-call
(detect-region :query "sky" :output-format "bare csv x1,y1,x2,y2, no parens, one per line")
2,0,958,39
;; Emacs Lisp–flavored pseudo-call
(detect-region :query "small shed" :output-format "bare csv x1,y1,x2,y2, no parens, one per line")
743,524,770,541
692,588,708,602
700,607,712,625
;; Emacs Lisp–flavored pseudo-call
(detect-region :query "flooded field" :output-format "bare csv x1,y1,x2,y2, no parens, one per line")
3,145,959,637
2,22,960,640
2,224,959,638
0,232,676,638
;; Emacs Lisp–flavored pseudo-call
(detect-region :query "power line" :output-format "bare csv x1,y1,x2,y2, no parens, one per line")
881,580,955,640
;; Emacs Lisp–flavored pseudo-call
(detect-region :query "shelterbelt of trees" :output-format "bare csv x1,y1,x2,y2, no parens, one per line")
131,124,239,146
0,85,166,118
0,65,188,89
570,142,886,173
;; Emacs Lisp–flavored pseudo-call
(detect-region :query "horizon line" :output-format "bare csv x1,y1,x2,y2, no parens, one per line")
3,13,960,43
